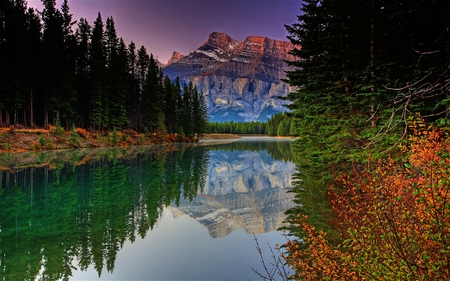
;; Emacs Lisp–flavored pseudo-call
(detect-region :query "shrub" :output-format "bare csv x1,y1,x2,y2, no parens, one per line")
69,124,81,147
54,112,64,136
3,143,12,150
38,134,47,147
121,133,128,142
76,127,89,139
284,129,450,280
109,128,119,145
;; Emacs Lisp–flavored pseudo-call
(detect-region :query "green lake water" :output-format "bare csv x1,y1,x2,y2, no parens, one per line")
0,137,297,280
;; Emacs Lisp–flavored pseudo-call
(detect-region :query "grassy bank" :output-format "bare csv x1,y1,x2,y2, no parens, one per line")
0,126,240,153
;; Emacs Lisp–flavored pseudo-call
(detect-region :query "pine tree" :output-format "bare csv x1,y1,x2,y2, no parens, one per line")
162,75,177,133
74,17,91,128
285,0,450,165
41,0,76,128
90,12,106,131
104,17,128,129
143,54,162,133
24,7,42,128
0,0,28,126
181,82,194,137
127,41,139,130
192,89,208,138
174,77,184,135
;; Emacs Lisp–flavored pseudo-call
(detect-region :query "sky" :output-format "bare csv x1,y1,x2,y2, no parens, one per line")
27,0,302,64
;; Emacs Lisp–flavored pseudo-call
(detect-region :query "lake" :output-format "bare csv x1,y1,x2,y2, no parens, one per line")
0,137,297,280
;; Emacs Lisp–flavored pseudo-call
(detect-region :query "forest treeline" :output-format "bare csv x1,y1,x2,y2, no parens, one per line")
207,113,294,136
0,0,208,137
207,121,266,135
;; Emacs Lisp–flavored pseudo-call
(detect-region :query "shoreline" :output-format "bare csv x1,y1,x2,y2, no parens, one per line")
0,127,242,153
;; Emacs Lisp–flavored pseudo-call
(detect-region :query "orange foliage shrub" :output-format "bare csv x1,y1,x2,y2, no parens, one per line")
284,130,450,280
76,128,89,138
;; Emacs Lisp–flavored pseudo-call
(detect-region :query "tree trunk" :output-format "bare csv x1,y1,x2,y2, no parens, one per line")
30,89,34,128
5,109,10,126
44,107,48,127
0,108,3,127
23,108,27,127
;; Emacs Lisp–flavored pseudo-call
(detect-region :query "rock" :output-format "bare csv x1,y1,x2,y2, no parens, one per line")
168,149,296,238
167,51,185,65
163,31,296,122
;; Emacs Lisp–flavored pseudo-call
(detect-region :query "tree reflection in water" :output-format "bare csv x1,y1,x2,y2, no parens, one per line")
0,145,209,280
0,138,297,280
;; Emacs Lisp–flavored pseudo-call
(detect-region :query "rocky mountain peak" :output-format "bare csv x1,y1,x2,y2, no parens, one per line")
167,51,185,65
163,32,296,122
202,31,238,52
195,31,240,61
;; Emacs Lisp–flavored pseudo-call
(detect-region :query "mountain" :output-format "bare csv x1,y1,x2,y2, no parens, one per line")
167,51,185,64
163,31,296,122
168,149,296,238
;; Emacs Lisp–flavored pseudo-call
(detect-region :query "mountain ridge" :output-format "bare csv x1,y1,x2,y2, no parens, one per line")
163,31,295,122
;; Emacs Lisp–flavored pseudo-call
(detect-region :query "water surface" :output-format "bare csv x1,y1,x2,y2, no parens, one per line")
0,137,296,280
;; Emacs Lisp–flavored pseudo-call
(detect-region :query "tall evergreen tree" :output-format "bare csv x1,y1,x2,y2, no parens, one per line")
90,12,106,131
108,37,129,129
104,16,128,129
181,82,194,137
24,7,42,128
285,0,450,165
74,17,91,128
41,0,76,128
134,45,149,132
126,41,139,130
174,77,184,135
0,0,28,126
143,54,162,133
162,75,177,133
192,89,208,138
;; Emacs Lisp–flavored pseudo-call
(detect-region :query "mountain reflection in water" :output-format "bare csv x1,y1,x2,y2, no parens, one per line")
0,137,296,280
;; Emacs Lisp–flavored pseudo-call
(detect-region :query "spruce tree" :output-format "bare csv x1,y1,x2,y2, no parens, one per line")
127,41,139,130
90,12,106,131
181,82,194,137
174,77,184,135
24,7,42,128
41,0,76,128
162,75,177,133
192,89,208,138
285,0,450,165
104,17,128,129
74,17,91,128
143,54,162,133
0,0,28,126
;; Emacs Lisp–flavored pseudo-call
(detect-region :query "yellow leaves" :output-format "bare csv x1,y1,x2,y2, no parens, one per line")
284,127,450,280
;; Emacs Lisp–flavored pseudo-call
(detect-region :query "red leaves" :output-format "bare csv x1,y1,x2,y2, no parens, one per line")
283,129,450,280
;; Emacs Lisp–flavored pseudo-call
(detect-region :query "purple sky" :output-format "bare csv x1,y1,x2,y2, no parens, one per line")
27,0,301,64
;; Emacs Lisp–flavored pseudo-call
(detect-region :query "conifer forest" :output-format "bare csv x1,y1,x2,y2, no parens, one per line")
0,0,208,137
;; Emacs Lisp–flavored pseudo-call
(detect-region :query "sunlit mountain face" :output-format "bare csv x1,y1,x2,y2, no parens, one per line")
163,32,296,122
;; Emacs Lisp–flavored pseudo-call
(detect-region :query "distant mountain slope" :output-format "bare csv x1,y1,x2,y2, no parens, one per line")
163,32,295,122
169,149,296,238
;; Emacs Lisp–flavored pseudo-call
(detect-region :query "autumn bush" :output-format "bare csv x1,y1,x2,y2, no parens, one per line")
75,127,89,139
284,129,450,280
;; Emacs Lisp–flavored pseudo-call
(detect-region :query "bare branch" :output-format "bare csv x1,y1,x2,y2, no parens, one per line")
252,234,292,281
